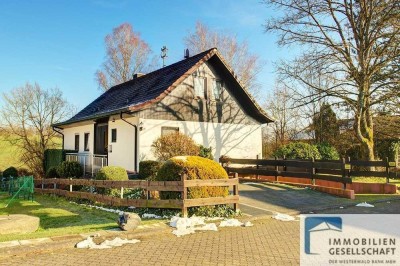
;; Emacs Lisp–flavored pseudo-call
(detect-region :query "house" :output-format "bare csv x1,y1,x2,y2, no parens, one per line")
53,48,274,174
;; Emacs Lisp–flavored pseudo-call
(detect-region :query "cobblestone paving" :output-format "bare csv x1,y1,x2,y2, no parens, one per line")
1,218,300,266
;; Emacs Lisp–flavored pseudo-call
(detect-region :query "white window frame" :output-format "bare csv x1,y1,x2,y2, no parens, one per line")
213,79,223,100
194,76,206,98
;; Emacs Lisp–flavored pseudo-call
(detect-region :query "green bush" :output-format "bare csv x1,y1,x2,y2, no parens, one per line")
57,161,83,178
199,145,214,160
96,166,128,197
96,166,128,181
46,167,60,178
156,156,229,200
345,145,362,160
316,143,340,160
273,142,321,160
3,167,18,180
375,139,399,161
138,160,163,180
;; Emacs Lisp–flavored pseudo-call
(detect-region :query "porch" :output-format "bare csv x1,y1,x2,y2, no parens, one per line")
65,153,108,176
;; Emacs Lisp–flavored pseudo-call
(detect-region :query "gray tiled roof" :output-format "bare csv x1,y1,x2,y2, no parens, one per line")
55,48,273,127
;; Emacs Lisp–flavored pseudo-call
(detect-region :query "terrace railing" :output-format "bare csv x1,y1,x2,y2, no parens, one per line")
65,153,108,176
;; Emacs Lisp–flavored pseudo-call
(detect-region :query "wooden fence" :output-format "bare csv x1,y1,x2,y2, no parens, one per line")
34,175,239,217
220,157,398,188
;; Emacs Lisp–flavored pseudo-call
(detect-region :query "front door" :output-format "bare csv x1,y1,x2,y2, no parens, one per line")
94,123,108,155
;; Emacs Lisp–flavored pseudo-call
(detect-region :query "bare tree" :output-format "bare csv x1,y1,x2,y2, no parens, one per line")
265,83,303,152
264,0,400,160
184,21,262,96
0,83,72,177
96,23,154,91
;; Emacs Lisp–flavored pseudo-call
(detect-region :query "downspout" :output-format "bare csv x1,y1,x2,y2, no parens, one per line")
120,112,138,173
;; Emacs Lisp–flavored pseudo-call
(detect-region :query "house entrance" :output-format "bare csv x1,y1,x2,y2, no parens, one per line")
95,122,108,155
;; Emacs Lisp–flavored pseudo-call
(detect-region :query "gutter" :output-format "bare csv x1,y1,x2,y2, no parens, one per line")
119,112,138,173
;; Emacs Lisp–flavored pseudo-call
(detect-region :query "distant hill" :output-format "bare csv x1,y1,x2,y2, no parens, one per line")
0,132,62,172
0,134,26,172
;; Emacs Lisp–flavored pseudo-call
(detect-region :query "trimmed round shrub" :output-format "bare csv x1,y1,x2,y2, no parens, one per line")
151,132,200,161
156,156,229,199
3,167,18,180
273,142,321,160
316,143,340,160
139,160,163,180
96,166,128,181
46,167,60,178
96,166,128,197
57,161,83,178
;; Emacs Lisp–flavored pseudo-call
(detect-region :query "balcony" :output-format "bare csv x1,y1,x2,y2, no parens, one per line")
65,153,108,176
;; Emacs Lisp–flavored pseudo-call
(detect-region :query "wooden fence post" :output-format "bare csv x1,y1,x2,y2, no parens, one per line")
69,178,72,192
275,157,278,182
233,173,239,212
146,180,150,200
181,174,188,218
341,157,347,189
120,186,124,199
256,154,259,180
41,178,44,190
53,178,57,190
283,155,287,172
386,157,390,184
311,158,315,186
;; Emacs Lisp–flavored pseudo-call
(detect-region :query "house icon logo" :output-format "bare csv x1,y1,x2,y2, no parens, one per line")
304,217,342,254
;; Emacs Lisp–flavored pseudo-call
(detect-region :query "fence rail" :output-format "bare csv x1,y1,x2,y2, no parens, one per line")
220,157,398,187
35,175,239,217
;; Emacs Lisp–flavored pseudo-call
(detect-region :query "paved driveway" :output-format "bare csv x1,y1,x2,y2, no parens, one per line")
1,218,300,266
238,182,400,216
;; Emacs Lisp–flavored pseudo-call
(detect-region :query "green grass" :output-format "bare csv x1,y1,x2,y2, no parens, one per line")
0,193,160,242
0,134,62,172
352,177,400,188
0,136,25,172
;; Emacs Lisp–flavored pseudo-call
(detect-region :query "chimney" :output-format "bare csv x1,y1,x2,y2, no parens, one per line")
184,49,189,59
132,73,145,79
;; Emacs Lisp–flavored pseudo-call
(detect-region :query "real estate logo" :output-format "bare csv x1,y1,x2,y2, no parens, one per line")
304,216,342,254
300,215,400,265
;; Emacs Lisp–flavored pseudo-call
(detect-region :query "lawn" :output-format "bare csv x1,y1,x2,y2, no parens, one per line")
0,134,62,172
0,136,25,172
352,176,400,188
0,193,159,242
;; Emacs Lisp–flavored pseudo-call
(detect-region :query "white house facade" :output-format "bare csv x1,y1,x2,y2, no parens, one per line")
55,48,273,174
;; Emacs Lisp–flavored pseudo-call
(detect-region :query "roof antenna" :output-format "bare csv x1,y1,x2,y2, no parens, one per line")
161,46,168,67
184,49,189,59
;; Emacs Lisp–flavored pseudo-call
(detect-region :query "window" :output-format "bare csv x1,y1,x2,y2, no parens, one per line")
74,134,80,151
84,133,90,151
161,127,179,136
194,76,206,98
111,129,117,143
213,79,223,100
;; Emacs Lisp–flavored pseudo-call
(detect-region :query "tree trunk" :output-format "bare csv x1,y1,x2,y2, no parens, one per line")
354,86,375,161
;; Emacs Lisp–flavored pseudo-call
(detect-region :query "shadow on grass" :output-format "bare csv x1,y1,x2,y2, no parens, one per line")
0,194,117,231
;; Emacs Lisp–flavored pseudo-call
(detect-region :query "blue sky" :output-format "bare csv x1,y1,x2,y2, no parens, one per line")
0,0,291,110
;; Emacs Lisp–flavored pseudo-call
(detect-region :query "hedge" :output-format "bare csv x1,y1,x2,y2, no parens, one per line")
138,160,162,180
57,161,83,178
44,149,76,172
96,166,128,197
